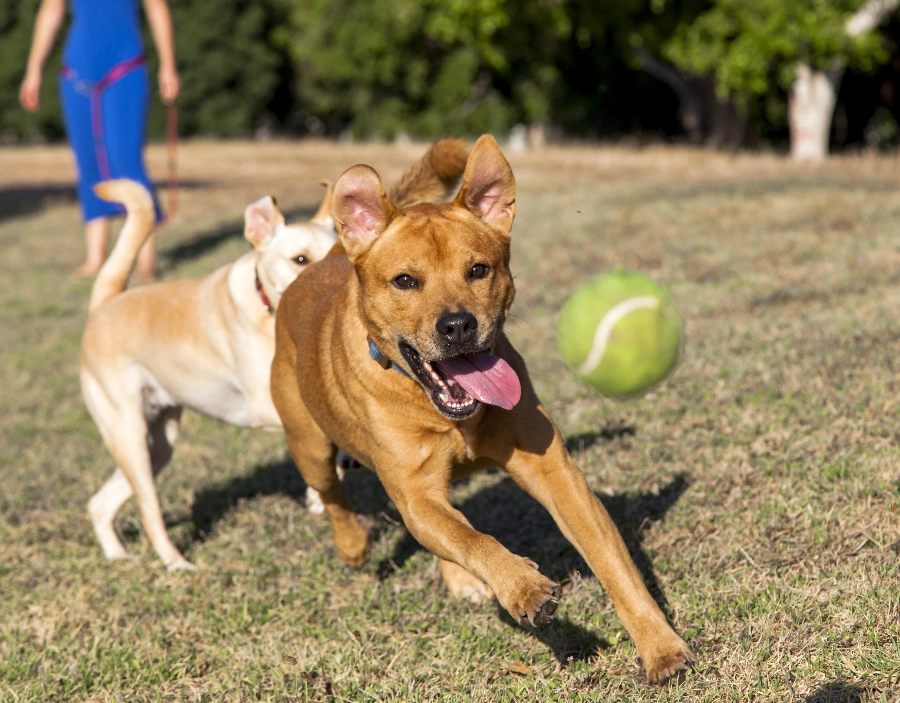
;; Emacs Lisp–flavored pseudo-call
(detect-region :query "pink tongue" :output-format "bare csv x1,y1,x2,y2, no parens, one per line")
435,351,522,410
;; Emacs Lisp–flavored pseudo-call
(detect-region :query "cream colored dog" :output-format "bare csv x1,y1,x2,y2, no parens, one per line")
80,140,469,571
80,179,337,570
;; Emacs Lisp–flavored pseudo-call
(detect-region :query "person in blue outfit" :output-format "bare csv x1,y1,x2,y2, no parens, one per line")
20,0,179,279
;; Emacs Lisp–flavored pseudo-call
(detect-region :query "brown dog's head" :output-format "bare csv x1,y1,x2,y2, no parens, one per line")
333,135,521,420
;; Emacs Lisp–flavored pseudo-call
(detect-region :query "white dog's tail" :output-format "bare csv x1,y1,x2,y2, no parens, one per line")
88,180,156,313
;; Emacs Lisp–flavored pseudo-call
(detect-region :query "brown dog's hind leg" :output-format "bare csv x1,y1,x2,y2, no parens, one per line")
503,421,694,684
271,355,369,568
439,558,494,603
285,426,369,567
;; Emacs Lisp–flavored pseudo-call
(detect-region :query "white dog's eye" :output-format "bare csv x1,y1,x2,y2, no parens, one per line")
294,255,309,265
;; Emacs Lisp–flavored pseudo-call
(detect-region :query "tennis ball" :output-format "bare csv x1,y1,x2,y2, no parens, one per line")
557,269,682,398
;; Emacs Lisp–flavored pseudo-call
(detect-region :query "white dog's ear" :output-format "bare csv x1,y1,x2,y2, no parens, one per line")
454,134,516,236
310,179,334,227
244,195,284,247
333,165,398,261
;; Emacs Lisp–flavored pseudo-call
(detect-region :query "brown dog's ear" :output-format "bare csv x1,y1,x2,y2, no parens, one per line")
244,195,284,247
333,165,398,260
311,179,334,226
454,134,516,235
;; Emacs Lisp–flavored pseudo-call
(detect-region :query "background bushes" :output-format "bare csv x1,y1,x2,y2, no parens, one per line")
2,0,900,148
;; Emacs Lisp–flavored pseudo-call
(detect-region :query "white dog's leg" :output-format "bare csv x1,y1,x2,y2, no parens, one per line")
105,413,194,572
305,486,326,515
88,468,134,560
305,463,346,515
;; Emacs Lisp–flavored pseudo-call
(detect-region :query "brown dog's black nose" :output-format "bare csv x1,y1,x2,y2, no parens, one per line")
437,312,478,347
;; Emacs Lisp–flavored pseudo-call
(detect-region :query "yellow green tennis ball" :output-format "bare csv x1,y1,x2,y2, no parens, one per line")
557,270,682,398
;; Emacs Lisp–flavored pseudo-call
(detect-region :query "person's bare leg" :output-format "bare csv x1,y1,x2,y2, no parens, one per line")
73,217,109,279
135,233,156,281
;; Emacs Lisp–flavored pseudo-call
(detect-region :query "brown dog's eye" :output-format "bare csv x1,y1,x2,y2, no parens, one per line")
294,255,308,265
470,264,490,280
393,274,418,289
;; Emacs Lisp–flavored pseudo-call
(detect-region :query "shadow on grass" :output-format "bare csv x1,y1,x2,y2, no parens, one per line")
173,457,307,543
805,681,865,703
170,453,378,545
159,203,318,272
0,180,207,223
172,450,689,664
564,423,636,454
375,472,690,604
498,607,609,664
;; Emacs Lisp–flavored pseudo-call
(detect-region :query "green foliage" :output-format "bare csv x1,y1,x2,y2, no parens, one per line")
0,0,287,142
1,0,897,143
274,0,571,139
0,0,65,142
664,0,889,102
549,0,706,137
146,0,287,139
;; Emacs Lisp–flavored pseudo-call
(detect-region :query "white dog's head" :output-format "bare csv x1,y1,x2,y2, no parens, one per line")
243,181,337,312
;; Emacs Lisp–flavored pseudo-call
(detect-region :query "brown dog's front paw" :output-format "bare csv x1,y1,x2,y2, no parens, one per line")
519,581,562,626
641,646,696,685
499,560,562,627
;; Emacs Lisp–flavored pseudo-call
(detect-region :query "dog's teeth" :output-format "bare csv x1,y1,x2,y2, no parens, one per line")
423,360,433,372
439,391,450,403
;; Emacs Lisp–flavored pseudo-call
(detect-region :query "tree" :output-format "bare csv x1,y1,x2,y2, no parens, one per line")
0,0,287,142
663,0,892,158
273,0,573,140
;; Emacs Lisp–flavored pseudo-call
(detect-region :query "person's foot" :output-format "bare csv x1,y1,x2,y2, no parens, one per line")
71,261,104,280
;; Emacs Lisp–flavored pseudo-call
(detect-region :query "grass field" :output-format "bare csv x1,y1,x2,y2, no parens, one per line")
1,140,899,702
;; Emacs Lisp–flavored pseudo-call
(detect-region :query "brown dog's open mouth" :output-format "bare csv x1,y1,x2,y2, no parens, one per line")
400,343,522,419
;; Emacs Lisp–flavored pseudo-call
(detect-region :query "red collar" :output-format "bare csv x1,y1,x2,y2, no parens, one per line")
255,269,275,314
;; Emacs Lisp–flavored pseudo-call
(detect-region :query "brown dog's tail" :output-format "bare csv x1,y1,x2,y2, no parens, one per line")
388,138,469,208
88,180,156,313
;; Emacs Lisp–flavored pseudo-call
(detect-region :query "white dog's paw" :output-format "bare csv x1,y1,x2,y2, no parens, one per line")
306,486,326,515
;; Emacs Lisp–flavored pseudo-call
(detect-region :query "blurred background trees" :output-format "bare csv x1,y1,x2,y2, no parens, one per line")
2,0,900,156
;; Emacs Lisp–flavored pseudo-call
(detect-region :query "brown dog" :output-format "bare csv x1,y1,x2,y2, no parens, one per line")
271,135,695,683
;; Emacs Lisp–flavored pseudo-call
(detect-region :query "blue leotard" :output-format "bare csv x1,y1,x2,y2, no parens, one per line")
59,0,162,223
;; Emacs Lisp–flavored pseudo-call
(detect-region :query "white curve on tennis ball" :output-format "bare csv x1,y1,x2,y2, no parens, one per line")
576,296,661,376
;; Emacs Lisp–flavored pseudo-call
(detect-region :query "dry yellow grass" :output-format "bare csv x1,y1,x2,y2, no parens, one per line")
1,140,899,702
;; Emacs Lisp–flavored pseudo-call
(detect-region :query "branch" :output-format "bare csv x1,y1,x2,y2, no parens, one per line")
846,0,900,36
636,50,693,105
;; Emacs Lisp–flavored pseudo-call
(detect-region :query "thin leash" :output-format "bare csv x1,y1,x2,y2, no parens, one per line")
158,101,178,226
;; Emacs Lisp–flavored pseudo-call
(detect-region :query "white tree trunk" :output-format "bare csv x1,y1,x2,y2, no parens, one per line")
846,0,900,36
789,63,839,160
788,0,899,160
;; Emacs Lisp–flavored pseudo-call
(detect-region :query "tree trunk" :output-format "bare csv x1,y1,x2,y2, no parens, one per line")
789,0,900,160
637,51,704,143
789,63,840,160
637,51,751,147
846,0,900,36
